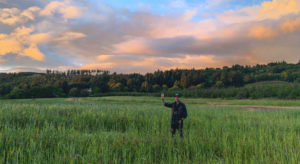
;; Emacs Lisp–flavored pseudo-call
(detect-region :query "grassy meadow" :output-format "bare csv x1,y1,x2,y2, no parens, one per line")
1,96,300,163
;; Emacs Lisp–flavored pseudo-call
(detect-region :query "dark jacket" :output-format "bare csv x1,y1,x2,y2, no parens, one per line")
164,101,188,125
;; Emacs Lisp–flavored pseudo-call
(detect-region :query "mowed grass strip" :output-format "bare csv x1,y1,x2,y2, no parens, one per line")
1,97,300,163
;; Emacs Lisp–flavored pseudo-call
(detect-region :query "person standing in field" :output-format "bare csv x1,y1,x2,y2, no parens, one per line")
161,93,188,138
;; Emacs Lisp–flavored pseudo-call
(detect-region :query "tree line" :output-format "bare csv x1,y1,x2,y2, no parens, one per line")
1,61,300,99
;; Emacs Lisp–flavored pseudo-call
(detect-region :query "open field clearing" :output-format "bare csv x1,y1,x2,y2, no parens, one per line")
1,96,300,163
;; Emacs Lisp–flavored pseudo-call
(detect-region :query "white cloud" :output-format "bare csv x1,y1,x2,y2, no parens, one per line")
182,9,197,21
217,6,260,24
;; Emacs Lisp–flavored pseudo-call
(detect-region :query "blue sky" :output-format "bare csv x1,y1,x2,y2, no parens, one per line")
82,0,274,24
97,0,270,15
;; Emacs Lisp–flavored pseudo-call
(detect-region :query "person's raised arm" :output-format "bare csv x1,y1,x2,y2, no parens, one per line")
162,97,172,108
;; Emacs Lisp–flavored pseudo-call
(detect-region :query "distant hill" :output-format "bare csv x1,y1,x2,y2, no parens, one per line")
1,61,300,99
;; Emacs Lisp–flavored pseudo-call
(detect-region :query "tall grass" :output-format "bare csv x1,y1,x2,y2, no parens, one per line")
0,97,300,163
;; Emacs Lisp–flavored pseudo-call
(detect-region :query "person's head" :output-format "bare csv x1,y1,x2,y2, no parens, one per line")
175,93,180,103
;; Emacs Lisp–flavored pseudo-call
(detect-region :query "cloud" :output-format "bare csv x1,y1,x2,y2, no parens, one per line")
113,37,155,55
0,0,83,26
80,56,162,73
29,33,52,43
146,16,219,39
40,1,82,20
246,15,300,40
13,26,34,36
55,32,86,41
216,6,260,24
20,44,44,61
81,55,232,73
80,63,116,70
40,1,63,16
0,57,5,63
248,25,277,39
0,25,85,62
259,0,300,19
0,66,45,73
0,0,7,3
162,55,224,70
0,7,40,25
0,26,46,60
63,6,82,19
97,55,112,62
20,6,40,20
182,9,197,21
0,37,22,55
0,8,22,25
280,16,300,32
217,0,300,24
1,0,300,73
47,1,300,73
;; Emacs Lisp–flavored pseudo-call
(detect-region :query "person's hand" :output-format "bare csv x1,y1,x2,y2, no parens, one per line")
179,120,182,124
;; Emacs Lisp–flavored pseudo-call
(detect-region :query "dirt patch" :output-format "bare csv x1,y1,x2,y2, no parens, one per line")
68,98,82,102
244,108,259,112
208,101,232,105
240,105,300,111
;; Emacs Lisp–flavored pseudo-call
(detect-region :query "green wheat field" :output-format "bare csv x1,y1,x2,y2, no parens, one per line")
1,96,300,163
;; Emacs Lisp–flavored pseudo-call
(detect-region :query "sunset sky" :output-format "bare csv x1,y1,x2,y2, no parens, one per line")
0,0,300,73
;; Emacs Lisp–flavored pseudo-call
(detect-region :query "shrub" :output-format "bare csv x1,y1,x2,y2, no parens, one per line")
69,88,81,97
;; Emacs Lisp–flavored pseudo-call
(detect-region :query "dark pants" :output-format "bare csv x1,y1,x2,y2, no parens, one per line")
171,121,183,138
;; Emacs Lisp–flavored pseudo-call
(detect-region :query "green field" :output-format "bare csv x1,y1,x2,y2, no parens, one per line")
1,96,300,163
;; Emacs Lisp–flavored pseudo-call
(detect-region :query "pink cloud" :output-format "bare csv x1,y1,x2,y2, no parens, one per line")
113,37,155,55
21,44,45,61
248,25,277,39
280,16,300,32
259,0,300,19
40,1,82,20
0,7,40,25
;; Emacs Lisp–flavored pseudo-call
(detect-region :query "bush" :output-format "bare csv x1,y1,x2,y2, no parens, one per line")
80,90,90,97
236,88,250,99
29,86,66,98
7,87,29,99
69,88,81,97
152,84,162,92
162,84,168,91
